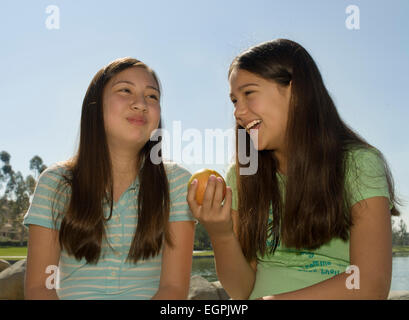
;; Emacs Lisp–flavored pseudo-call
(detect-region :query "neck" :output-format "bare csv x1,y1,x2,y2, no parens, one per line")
108,145,140,185
273,149,287,175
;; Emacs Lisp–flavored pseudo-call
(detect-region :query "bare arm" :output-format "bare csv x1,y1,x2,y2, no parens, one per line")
25,225,61,300
260,196,392,300
187,175,256,299
211,210,257,300
151,220,195,300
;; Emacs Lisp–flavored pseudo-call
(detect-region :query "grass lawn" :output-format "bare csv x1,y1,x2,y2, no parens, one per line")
193,250,214,257
392,246,409,255
0,247,213,258
2,246,406,259
0,246,28,259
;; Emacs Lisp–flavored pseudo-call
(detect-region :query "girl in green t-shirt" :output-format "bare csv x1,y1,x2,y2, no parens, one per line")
187,39,401,300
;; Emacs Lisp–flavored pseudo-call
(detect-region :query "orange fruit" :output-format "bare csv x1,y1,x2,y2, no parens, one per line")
188,169,227,205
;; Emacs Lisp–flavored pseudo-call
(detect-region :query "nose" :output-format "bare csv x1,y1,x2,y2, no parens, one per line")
130,95,147,112
233,100,247,124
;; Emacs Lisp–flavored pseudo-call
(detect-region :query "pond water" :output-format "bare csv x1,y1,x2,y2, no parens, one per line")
192,256,409,290
391,255,409,291
191,257,218,282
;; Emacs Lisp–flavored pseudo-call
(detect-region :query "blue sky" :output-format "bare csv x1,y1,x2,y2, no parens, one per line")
1,0,408,226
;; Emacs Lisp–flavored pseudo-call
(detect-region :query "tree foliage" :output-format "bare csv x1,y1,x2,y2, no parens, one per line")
0,151,47,244
29,155,47,179
194,222,212,250
392,218,409,246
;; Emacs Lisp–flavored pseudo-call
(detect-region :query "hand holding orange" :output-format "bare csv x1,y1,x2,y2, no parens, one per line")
188,168,227,205
187,168,233,241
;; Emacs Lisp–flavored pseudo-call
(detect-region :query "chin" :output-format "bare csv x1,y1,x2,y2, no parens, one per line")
249,137,265,151
122,136,148,148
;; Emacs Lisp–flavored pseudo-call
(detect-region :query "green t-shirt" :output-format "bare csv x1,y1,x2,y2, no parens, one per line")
225,147,393,299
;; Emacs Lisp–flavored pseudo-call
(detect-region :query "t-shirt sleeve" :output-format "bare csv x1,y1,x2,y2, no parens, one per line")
345,148,393,210
167,163,196,222
23,166,69,230
225,163,238,211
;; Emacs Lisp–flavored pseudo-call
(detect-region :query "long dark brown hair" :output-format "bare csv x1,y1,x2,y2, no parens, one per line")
229,39,400,262
52,57,171,264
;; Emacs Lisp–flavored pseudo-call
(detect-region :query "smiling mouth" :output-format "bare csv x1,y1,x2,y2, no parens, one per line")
127,118,147,125
245,119,262,133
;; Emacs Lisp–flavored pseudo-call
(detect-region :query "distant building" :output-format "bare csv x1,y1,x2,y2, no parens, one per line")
0,212,28,241
0,222,17,238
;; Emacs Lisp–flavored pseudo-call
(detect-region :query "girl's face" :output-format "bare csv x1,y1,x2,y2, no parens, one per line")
229,68,291,152
102,67,161,151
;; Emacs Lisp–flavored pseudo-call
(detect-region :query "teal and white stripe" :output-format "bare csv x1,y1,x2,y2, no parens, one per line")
23,161,194,300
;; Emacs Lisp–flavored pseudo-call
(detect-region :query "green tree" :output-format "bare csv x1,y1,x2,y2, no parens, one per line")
0,152,47,244
0,152,6,187
194,222,212,250
398,219,408,246
30,155,47,179
26,175,36,195
392,218,400,245
0,151,16,196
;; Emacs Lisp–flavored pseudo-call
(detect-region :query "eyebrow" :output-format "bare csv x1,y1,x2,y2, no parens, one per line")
230,83,260,98
112,80,160,92
239,83,259,90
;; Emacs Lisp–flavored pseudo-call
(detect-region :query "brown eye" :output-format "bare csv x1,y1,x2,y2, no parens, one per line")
119,88,131,94
147,94,159,101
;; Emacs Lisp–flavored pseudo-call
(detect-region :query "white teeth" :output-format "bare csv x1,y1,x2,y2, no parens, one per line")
246,119,262,131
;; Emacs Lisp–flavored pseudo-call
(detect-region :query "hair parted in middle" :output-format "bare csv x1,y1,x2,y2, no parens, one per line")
53,57,172,264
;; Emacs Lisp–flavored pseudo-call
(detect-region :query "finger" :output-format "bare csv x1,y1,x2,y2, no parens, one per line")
202,174,217,210
221,186,232,212
187,178,201,218
213,177,225,207
220,187,233,222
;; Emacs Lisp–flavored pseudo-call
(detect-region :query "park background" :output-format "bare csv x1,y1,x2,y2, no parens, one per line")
1,0,408,291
